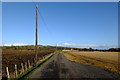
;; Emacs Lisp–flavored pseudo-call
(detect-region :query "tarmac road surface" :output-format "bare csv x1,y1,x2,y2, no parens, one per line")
28,53,120,80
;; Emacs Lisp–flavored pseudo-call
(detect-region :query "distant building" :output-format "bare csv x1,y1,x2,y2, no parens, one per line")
62,49,78,51
62,50,71,51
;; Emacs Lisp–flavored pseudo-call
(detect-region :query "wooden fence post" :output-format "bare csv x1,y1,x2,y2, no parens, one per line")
34,58,36,65
28,60,31,69
6,67,10,78
42,56,44,60
31,62,33,67
21,63,24,73
34,58,36,62
15,64,18,77
25,62,27,71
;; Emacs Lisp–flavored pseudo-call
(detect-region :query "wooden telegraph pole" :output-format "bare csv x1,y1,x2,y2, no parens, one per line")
35,5,38,60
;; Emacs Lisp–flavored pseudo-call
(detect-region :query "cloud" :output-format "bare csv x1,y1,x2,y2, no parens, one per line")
2,43,28,46
58,43,117,49
1,43,118,49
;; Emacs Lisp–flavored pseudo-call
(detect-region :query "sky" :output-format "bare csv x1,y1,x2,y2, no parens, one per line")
2,0,120,2
2,2,118,49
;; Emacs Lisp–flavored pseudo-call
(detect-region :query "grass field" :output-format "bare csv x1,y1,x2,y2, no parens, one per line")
63,51,120,74
2,49,54,78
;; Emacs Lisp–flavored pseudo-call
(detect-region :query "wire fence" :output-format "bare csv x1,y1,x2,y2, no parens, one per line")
5,53,54,79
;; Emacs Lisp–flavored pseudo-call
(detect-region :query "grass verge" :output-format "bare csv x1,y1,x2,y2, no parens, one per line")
16,53,55,80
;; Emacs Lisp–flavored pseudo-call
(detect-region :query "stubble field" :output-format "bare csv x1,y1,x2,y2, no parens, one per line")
63,51,120,74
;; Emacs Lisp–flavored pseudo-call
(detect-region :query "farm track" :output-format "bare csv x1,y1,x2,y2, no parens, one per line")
28,53,120,79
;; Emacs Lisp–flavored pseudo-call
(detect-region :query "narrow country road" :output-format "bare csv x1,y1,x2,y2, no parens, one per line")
28,53,120,80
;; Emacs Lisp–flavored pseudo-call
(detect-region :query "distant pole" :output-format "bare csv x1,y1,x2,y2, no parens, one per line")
35,5,38,60
56,43,58,52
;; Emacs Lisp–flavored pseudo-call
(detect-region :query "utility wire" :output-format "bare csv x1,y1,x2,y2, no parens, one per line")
32,0,53,36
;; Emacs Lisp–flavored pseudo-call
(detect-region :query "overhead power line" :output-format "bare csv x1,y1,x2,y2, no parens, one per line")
31,0,53,36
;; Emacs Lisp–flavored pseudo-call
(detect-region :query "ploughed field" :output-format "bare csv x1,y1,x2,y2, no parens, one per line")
2,49,54,77
63,51,120,74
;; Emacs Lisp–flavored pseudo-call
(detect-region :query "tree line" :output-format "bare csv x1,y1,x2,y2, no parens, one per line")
1,45,120,52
